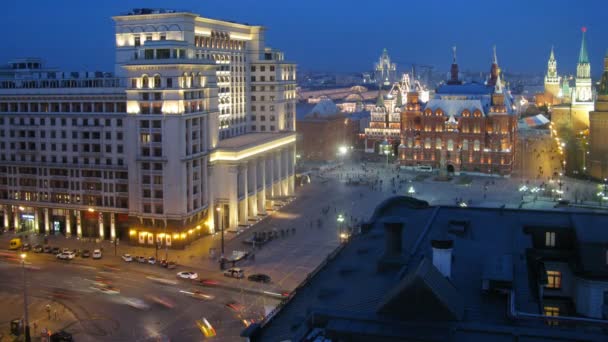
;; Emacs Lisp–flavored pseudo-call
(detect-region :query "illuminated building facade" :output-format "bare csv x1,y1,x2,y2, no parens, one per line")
588,53,608,180
399,50,518,176
0,8,296,248
363,92,402,153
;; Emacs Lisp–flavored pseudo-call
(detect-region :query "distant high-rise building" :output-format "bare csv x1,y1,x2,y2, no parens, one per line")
374,48,397,88
588,52,608,180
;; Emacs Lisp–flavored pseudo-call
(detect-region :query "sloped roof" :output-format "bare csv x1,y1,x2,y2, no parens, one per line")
425,99,485,117
377,257,464,321
436,82,493,95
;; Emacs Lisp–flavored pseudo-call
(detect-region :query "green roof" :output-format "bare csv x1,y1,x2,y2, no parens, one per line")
578,30,589,64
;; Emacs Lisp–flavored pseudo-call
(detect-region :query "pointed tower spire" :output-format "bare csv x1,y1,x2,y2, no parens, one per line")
448,46,461,85
492,45,498,64
579,27,589,64
549,45,555,60
487,45,500,86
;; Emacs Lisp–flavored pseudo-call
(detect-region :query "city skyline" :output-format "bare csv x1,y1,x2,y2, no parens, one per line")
3,0,608,76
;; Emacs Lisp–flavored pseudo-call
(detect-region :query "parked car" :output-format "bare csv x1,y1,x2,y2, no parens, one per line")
33,244,43,253
62,248,71,254
57,251,75,260
121,254,133,262
81,249,90,258
52,247,61,255
224,268,245,279
21,243,31,252
148,257,156,265
159,259,168,267
176,271,198,280
247,273,271,283
137,256,146,263
92,249,102,259
73,249,81,257
43,245,52,253
167,261,177,269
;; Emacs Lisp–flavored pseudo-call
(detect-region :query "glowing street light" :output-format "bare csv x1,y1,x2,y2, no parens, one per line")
408,186,416,195
338,145,348,156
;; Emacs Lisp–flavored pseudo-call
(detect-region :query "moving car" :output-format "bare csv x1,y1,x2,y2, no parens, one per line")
81,249,90,258
92,249,102,259
247,273,271,283
9,238,22,250
176,271,198,280
33,244,43,253
195,318,216,338
224,267,245,279
121,254,133,262
148,256,156,265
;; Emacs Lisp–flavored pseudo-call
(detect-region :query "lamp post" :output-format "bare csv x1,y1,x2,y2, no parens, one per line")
20,253,31,342
216,206,224,259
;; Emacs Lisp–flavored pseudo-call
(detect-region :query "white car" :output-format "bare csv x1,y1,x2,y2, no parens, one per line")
92,249,102,259
148,257,156,265
176,271,198,280
121,254,133,262
56,251,75,260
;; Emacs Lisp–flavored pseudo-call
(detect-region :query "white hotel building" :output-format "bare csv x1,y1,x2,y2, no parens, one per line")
0,8,297,248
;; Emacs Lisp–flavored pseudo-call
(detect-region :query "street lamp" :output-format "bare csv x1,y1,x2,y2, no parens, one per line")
338,145,348,156
216,206,224,260
20,253,31,342
408,186,416,195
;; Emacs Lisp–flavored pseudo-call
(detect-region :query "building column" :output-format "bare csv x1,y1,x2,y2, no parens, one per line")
228,166,239,228
98,212,105,239
13,207,19,230
248,159,258,217
3,205,9,231
239,164,248,225
34,208,40,233
110,213,116,240
268,154,275,198
65,210,71,237
43,208,50,235
258,158,266,214
76,210,82,238
288,144,296,195
274,150,282,196
282,148,289,195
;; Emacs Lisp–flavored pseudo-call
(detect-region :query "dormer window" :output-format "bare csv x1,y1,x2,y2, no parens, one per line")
545,231,556,247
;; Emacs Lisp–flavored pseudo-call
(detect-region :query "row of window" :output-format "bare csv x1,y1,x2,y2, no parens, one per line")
0,154,125,166
0,117,123,127
0,103,126,114
251,115,275,122
251,65,275,72
250,125,276,132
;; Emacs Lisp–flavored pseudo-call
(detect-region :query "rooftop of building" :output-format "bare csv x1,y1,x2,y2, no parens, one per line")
246,198,608,341
215,132,296,151
115,8,259,28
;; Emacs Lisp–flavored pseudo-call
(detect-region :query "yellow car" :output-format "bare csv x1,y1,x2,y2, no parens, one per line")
195,318,216,338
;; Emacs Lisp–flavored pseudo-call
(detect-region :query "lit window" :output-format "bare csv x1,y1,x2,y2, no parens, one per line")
447,139,454,151
545,231,556,247
544,306,559,326
546,270,561,289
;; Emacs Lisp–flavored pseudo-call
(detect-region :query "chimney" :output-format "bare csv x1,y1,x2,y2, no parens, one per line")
431,239,453,278
377,220,406,272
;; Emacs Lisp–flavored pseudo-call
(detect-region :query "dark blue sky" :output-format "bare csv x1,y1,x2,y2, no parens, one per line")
2,0,606,76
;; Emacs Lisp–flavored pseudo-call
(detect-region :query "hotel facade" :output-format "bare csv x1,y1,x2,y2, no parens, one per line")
0,9,297,248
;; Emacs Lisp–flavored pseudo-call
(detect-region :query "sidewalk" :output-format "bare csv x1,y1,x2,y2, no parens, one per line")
0,294,77,341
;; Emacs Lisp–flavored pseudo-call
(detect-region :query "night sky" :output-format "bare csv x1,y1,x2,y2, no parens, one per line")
2,0,606,76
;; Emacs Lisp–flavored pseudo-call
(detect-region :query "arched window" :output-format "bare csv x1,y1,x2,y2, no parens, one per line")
462,139,469,150
447,139,454,151
436,138,442,149
142,75,149,88
425,138,431,149
474,140,480,151
153,74,161,88
407,138,413,148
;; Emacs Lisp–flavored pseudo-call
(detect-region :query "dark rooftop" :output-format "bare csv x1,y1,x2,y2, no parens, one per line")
247,198,608,341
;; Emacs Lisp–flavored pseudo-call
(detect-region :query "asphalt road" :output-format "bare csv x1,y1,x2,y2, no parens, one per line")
0,251,276,341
